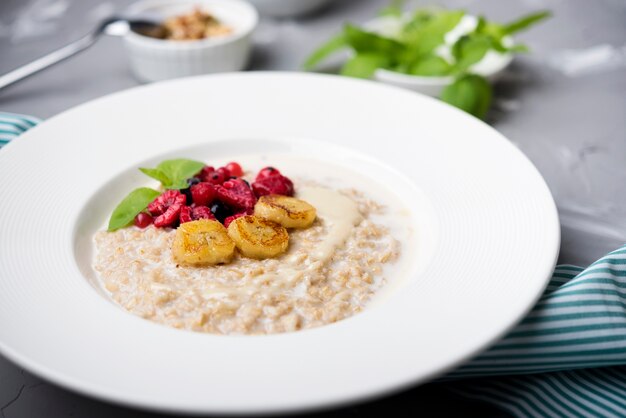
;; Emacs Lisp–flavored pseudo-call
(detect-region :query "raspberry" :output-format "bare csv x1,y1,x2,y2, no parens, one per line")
224,211,250,228
256,167,281,181
134,212,153,228
198,166,215,182
179,205,216,224
226,162,244,178
179,206,193,224
215,178,257,211
190,182,216,206
148,190,185,216
192,206,215,220
151,190,186,228
252,175,294,197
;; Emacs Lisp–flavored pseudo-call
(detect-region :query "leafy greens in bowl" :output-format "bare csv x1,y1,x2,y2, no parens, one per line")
304,5,550,119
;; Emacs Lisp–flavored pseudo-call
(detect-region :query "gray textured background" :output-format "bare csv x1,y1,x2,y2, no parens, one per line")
0,0,625,416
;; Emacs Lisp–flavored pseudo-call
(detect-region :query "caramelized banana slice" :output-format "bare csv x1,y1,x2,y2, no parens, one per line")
254,195,316,229
172,219,235,266
227,215,288,259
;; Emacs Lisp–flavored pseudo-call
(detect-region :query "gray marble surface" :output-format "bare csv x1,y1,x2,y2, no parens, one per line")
0,0,625,416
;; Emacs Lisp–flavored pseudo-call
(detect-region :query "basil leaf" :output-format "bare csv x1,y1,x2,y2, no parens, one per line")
139,159,204,189
341,53,389,79
379,0,405,17
440,74,492,119
108,188,161,231
452,34,493,72
344,24,405,59
503,10,551,35
410,55,451,76
303,34,347,70
507,43,530,53
476,17,506,41
139,167,172,187
157,159,204,185
401,10,465,57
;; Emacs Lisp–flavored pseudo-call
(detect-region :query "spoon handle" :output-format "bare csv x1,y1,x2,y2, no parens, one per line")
0,31,100,91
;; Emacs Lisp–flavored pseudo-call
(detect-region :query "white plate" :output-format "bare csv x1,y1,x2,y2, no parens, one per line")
0,72,559,415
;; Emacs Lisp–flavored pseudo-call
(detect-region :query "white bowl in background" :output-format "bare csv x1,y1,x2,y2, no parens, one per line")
248,0,332,18
123,0,258,82
366,15,514,97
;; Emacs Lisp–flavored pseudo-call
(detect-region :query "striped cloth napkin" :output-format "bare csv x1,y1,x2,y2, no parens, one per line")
2,112,625,417
0,112,41,146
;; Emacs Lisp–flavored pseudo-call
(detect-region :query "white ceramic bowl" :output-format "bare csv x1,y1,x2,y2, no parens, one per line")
248,0,332,17
123,0,258,82
0,72,559,414
366,15,514,97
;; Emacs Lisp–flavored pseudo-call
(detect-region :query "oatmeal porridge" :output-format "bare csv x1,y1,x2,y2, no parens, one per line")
94,158,406,335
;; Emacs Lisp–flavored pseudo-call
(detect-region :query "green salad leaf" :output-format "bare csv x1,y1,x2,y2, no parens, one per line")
401,10,464,58
108,188,161,231
379,0,405,17
410,55,451,76
303,34,347,70
503,10,551,35
303,4,550,119
344,24,405,58
341,53,389,78
452,34,493,72
441,74,492,119
139,158,204,189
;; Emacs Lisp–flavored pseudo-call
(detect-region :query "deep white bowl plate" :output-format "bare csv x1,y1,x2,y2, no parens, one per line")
0,72,559,415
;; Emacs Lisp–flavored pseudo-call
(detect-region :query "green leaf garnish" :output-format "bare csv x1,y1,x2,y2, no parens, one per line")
401,10,465,58
139,167,171,186
379,0,405,17
409,55,451,76
344,24,405,58
140,158,205,189
303,4,550,117
108,188,161,231
452,34,493,72
303,34,347,70
440,74,492,120
503,10,551,35
341,53,389,79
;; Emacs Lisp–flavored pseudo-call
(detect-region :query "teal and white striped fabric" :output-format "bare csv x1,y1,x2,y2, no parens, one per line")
441,246,626,416
2,112,625,417
0,112,41,148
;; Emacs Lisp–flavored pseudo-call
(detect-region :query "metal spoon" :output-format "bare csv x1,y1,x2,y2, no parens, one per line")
0,17,163,91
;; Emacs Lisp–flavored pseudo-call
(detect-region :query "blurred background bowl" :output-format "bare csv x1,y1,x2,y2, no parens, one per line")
366,15,513,97
123,0,258,82
248,0,332,18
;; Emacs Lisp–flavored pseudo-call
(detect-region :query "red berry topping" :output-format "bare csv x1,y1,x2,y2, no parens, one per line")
256,166,281,181
179,206,193,224
223,211,250,228
151,190,186,228
134,212,153,228
148,190,185,216
217,166,230,178
200,166,230,185
252,175,294,197
191,206,215,220
198,166,215,182
215,178,257,211
179,205,216,224
225,162,244,178
190,182,216,206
